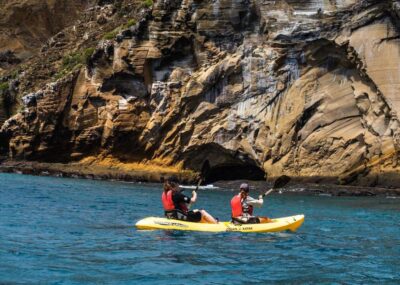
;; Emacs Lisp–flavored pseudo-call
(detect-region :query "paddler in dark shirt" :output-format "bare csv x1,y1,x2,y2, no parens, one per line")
161,178,218,224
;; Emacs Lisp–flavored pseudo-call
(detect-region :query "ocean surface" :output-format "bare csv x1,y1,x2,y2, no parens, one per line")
1,173,399,284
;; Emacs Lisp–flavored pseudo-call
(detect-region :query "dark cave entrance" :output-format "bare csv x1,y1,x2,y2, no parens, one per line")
0,131,9,160
201,160,265,183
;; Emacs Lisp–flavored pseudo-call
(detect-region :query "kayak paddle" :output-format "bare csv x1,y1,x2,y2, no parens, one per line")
194,178,202,192
179,178,202,192
262,175,291,197
187,178,202,209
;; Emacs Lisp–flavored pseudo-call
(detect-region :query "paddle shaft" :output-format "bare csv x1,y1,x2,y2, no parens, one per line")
261,175,291,197
194,179,202,192
262,188,274,197
188,179,202,209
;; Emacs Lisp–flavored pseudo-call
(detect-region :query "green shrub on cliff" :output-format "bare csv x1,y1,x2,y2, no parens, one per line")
103,29,119,40
123,19,136,29
62,48,94,68
103,19,136,40
10,69,19,79
55,47,95,80
54,69,68,80
142,0,153,8
0,82,9,94
83,48,95,63
62,52,83,71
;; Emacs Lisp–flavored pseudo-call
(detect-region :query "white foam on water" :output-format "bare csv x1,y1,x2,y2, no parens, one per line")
180,184,220,190
293,11,318,16
290,188,305,192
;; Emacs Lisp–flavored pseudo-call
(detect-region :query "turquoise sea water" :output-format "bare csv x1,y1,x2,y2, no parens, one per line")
0,173,399,284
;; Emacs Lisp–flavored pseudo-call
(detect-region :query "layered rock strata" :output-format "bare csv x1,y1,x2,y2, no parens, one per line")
2,0,400,186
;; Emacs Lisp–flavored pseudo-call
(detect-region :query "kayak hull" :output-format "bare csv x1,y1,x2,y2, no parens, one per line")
135,214,304,233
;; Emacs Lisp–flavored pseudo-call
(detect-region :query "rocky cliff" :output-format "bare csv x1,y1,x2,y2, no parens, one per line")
2,0,400,186
0,0,93,60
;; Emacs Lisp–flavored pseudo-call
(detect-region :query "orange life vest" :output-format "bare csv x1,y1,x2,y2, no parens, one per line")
161,190,175,211
231,194,243,218
231,194,254,217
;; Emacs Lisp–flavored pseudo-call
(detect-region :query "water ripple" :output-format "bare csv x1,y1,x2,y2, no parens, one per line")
0,173,399,284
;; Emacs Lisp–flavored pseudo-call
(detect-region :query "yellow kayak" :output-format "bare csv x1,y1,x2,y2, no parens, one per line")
136,214,304,233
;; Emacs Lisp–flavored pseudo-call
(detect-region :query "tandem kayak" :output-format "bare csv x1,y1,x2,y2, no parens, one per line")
135,214,304,233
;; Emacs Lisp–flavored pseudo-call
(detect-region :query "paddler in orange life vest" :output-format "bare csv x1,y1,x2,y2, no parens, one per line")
161,177,218,224
231,183,271,224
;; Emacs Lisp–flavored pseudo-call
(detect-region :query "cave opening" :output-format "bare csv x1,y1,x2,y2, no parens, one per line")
0,131,9,159
201,160,265,183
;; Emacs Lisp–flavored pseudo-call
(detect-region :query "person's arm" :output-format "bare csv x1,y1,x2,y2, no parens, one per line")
191,191,197,203
246,195,263,207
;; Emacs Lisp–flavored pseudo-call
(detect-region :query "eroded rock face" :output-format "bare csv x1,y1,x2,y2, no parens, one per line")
2,0,400,186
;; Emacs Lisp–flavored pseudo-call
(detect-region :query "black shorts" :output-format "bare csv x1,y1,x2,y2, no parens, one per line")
165,210,202,222
232,217,260,224
186,210,202,222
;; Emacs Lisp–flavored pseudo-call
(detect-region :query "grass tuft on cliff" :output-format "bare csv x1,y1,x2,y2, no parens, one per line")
142,0,153,8
123,19,136,29
83,48,95,63
0,82,9,94
103,29,119,40
103,19,137,40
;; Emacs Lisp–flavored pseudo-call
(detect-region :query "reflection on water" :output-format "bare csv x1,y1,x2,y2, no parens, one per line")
0,173,399,284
